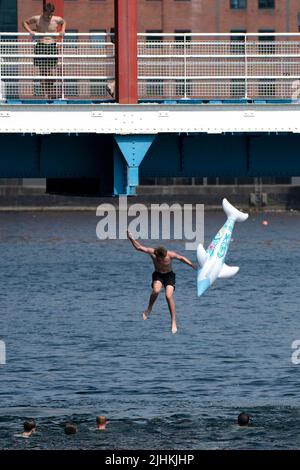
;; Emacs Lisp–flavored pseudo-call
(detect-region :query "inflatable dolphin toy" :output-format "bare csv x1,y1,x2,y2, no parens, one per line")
197,199,248,297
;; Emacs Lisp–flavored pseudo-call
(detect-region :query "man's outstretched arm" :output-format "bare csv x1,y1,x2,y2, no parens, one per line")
127,231,154,255
169,251,197,269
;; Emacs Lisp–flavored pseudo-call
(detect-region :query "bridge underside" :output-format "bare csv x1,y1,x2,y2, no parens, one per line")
0,133,300,195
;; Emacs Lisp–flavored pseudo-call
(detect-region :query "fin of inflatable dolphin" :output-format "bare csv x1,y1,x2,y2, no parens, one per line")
218,264,240,279
197,244,209,267
222,199,249,223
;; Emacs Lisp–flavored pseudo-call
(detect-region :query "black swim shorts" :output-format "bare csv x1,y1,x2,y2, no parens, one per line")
34,42,58,68
152,271,176,290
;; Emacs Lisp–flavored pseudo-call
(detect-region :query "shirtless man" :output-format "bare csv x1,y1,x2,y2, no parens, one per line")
127,231,196,334
23,3,66,99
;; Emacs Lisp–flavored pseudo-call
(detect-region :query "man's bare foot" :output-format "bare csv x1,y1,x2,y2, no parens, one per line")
172,324,178,334
142,310,150,320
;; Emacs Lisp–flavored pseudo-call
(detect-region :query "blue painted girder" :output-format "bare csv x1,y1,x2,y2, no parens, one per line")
114,135,155,167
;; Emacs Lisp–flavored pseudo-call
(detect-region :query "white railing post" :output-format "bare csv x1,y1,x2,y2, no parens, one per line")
0,44,3,101
184,34,187,99
61,36,65,100
245,34,248,100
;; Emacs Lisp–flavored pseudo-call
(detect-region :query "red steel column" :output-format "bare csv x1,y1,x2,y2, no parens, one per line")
43,0,64,18
114,0,138,104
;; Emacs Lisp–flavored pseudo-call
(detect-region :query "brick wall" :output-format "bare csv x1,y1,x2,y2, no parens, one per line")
16,0,300,34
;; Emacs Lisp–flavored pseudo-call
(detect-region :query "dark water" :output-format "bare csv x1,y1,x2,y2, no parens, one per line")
0,210,300,449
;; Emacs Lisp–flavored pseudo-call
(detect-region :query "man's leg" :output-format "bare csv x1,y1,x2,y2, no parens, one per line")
48,68,56,99
143,281,162,320
40,65,49,99
165,285,177,334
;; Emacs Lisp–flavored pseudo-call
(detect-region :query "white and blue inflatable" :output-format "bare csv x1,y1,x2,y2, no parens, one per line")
197,199,248,297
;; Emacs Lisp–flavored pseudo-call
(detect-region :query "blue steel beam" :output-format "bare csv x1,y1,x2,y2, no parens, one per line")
114,134,155,195
140,134,300,178
2,134,300,183
0,134,113,180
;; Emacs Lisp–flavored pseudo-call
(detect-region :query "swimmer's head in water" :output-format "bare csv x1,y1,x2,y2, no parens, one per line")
23,419,36,432
96,415,107,425
154,246,167,259
43,2,55,18
237,412,251,426
65,422,77,435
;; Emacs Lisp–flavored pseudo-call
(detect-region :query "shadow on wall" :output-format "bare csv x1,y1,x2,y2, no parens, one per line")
46,178,105,196
286,186,300,210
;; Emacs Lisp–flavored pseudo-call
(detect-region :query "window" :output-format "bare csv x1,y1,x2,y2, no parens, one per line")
174,30,191,42
65,29,78,49
230,0,247,9
230,30,246,98
258,29,275,97
63,30,79,97
146,30,163,42
64,80,79,97
0,0,17,32
230,79,246,98
34,83,43,97
146,79,163,97
174,30,191,52
258,29,275,54
258,0,275,8
258,79,275,97
90,30,106,49
175,79,192,97
230,29,246,54
146,30,163,50
90,80,106,97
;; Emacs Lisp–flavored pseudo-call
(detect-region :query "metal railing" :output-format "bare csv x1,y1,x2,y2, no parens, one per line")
0,32,115,101
138,32,300,101
1,32,300,102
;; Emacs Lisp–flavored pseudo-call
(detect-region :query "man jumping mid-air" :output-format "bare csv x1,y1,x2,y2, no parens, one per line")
127,231,196,334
